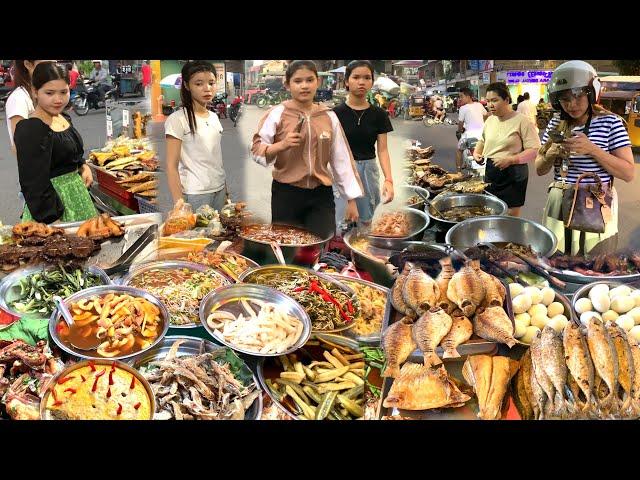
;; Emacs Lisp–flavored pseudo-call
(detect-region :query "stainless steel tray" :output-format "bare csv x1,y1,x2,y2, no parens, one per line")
130,335,262,420
120,260,231,329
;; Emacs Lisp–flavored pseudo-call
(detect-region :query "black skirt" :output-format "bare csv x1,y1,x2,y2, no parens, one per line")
485,159,529,208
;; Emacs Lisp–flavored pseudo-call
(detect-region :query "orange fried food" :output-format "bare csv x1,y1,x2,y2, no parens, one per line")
371,212,411,238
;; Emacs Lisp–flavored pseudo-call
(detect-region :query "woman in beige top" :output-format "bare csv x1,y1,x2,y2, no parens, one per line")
473,82,541,216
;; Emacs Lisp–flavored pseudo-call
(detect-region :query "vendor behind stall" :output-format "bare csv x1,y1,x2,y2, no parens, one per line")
14,62,96,224
251,60,363,239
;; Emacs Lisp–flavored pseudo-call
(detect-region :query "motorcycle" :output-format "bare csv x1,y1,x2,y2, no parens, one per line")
256,88,288,108
228,95,243,127
423,108,455,127
459,136,484,177
72,79,118,116
209,92,227,118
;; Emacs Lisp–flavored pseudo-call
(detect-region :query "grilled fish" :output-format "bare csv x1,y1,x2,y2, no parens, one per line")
391,263,415,317
483,356,518,420
516,350,535,420
441,313,473,359
470,259,506,307
606,322,635,414
462,354,492,411
473,306,517,348
381,317,417,378
540,325,569,415
402,266,440,316
383,363,470,410
563,322,595,411
530,331,556,413
447,259,486,317
435,257,457,314
413,307,453,367
627,337,640,413
585,318,619,413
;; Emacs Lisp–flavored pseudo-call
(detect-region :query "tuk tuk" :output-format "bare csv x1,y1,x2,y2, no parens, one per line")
407,92,426,119
599,76,640,147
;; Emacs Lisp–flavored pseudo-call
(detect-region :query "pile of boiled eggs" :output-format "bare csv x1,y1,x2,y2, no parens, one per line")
509,283,570,344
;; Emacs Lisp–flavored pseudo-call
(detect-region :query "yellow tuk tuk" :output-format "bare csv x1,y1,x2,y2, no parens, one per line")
599,76,640,147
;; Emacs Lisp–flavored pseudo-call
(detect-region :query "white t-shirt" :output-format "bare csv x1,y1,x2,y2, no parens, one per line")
165,108,226,195
517,99,537,127
458,101,486,139
5,87,35,148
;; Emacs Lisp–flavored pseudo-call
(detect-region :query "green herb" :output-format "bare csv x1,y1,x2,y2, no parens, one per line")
216,347,254,387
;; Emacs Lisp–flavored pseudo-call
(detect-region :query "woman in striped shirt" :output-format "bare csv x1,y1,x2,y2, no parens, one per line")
536,61,634,255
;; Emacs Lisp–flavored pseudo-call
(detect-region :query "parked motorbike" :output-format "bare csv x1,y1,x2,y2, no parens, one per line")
256,88,288,108
423,108,455,127
459,136,484,177
228,95,243,127
209,92,228,118
72,79,118,116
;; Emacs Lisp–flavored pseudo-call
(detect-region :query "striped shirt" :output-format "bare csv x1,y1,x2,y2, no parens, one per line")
542,113,631,184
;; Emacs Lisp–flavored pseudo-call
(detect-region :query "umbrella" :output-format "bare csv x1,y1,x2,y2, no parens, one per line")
159,73,182,89
330,66,346,74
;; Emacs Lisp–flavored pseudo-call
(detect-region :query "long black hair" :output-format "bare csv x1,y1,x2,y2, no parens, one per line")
180,60,216,135
32,62,68,90
344,60,374,91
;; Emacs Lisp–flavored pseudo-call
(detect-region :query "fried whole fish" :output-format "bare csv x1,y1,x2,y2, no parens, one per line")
562,322,595,410
381,317,417,378
540,325,569,415
627,337,640,412
473,306,517,348
529,363,548,420
606,322,635,413
483,356,518,420
435,257,457,314
472,260,506,307
515,350,535,420
530,331,556,413
391,263,415,317
441,313,473,359
462,354,492,411
585,318,619,412
447,259,486,317
383,363,470,410
413,307,453,367
402,266,440,316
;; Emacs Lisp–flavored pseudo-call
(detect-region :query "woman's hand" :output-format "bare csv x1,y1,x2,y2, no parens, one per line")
382,179,394,203
281,131,302,150
80,164,93,187
345,199,359,223
563,132,597,156
472,149,484,165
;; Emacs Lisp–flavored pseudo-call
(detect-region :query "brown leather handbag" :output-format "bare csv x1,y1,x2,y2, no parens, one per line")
562,172,613,234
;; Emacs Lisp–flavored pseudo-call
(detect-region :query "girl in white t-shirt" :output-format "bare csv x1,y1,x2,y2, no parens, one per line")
165,60,227,212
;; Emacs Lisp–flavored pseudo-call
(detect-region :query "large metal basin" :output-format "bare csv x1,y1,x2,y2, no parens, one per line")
427,193,507,231
445,215,558,258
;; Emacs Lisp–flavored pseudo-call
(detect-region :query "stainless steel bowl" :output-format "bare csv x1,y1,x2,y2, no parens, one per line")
256,333,359,420
427,193,507,229
48,285,170,361
120,260,230,328
199,283,311,357
368,208,430,250
445,215,558,258
239,265,357,333
0,264,111,319
400,185,430,210
40,359,156,420
343,229,397,288
571,280,635,325
130,335,262,420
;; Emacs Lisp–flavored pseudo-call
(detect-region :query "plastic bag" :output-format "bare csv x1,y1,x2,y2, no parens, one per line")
162,199,196,236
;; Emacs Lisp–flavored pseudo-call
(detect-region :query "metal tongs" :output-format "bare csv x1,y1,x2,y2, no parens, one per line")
103,224,158,276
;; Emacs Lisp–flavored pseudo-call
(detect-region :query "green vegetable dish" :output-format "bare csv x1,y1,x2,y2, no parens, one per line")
244,270,360,331
10,265,105,316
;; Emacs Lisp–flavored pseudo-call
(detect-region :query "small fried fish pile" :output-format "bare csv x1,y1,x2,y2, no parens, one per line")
512,320,640,420
463,355,519,420
384,259,517,376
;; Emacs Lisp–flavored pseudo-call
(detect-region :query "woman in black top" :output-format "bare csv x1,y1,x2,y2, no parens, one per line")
333,60,394,227
14,62,96,224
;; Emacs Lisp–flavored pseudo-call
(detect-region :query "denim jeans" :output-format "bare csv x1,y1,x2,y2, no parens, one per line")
184,188,227,212
334,158,380,232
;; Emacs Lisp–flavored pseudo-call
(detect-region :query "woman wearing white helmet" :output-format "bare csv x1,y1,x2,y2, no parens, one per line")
536,60,634,255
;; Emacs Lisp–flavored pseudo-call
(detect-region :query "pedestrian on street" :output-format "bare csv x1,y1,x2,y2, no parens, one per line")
141,61,152,98
517,92,538,133
14,62,96,224
473,82,541,217
165,60,228,212
251,60,363,239
456,87,487,172
535,60,634,255
332,60,394,230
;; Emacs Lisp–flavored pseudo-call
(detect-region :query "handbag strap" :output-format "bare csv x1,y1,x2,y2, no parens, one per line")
574,172,602,189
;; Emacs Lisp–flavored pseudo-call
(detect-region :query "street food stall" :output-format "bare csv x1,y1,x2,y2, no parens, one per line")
2,141,640,421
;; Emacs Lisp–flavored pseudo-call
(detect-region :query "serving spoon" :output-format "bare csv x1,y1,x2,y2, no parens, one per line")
53,296,102,351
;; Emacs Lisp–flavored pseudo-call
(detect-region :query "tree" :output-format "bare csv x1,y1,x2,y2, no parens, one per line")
613,60,640,75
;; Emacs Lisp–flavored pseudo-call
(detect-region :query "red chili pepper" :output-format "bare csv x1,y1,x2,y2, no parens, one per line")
80,375,87,383
347,300,354,315
117,403,123,415
88,361,96,372
95,369,106,378
57,375,75,385
51,388,63,406
91,377,100,393
111,361,117,372
53,400,63,406
107,387,112,398
108,371,114,386
64,388,77,394
134,402,141,410
130,375,136,390
293,286,307,293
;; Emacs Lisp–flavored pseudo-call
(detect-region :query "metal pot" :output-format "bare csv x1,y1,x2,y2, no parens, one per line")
427,193,507,232
445,215,558,258
399,184,430,210
343,229,398,288
368,208,430,250
238,224,334,267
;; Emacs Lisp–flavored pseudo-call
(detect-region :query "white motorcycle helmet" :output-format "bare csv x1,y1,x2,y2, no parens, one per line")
548,60,601,110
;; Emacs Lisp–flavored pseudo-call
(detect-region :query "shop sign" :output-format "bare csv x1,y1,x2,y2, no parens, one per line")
213,63,226,93
506,70,553,85
106,119,113,138
482,72,491,84
469,60,494,71
122,109,129,127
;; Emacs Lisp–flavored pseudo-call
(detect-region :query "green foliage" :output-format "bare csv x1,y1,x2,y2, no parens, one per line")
613,60,640,76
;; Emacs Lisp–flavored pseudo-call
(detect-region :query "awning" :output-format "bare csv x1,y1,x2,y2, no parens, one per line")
330,66,346,74
392,60,424,67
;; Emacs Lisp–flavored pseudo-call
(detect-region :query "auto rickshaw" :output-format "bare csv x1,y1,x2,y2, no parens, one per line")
406,92,427,119
599,76,640,148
